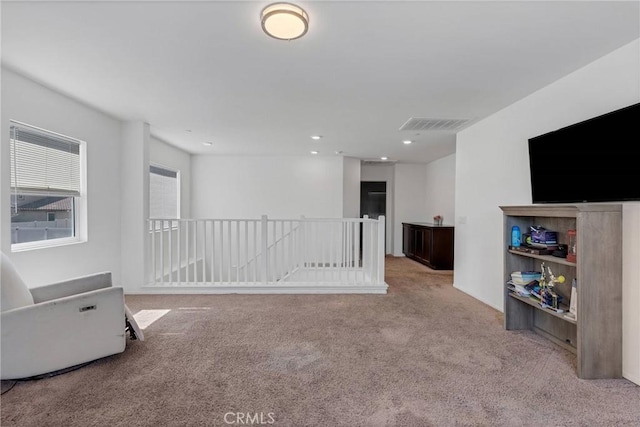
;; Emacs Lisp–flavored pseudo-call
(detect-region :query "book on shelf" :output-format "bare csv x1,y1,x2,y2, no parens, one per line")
509,245,554,255
508,290,568,314
511,270,540,277
527,242,559,250
510,271,542,284
507,282,531,297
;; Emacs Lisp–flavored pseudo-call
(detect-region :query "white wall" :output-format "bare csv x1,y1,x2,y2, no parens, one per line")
150,136,192,218
361,163,394,254
120,121,149,292
455,39,640,383
191,156,344,219
425,153,456,225
393,163,428,256
342,157,360,219
1,68,123,287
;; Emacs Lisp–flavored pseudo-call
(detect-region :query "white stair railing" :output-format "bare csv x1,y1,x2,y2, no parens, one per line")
147,215,386,290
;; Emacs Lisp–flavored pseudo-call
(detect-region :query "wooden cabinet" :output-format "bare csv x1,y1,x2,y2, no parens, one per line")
500,204,622,379
402,223,454,270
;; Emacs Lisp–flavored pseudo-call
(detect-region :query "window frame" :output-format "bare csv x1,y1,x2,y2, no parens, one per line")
9,120,87,252
149,162,181,231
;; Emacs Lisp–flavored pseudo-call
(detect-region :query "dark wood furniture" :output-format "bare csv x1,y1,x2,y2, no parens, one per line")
402,222,454,270
500,204,622,379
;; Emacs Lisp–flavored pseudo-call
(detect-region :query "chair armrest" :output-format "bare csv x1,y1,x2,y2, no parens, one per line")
1,286,126,380
30,272,112,303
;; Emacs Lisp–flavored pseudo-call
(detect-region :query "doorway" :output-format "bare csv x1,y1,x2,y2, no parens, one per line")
360,182,387,220
360,181,387,256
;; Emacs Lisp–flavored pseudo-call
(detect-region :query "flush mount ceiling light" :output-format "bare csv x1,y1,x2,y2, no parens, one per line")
380,157,388,161
310,150,319,155
203,142,213,147
261,2,309,41
403,140,413,145
310,135,322,140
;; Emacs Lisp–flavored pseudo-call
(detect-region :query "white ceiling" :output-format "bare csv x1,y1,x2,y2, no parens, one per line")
2,1,638,164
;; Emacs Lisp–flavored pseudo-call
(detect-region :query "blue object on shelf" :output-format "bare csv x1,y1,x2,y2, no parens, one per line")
511,226,521,247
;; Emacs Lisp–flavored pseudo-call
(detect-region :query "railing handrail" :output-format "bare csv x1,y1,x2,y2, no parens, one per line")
147,217,378,223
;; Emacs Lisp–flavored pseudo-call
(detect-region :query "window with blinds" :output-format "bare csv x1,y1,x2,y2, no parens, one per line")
150,165,179,222
10,124,81,196
9,121,84,247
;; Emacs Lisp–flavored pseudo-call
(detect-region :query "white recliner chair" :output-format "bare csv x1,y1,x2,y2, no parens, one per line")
1,251,141,380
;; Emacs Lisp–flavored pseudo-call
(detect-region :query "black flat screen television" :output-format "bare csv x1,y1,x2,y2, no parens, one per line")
528,102,640,204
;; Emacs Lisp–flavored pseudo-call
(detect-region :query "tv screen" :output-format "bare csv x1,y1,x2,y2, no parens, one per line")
528,102,640,204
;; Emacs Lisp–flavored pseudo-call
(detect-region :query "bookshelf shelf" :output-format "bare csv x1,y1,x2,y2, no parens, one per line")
508,292,576,325
500,204,622,379
507,249,576,267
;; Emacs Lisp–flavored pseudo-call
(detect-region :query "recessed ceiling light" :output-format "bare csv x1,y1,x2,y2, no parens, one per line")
203,142,213,146
310,135,322,140
380,157,388,161
186,129,192,133
310,151,319,155
403,140,413,145
335,151,343,155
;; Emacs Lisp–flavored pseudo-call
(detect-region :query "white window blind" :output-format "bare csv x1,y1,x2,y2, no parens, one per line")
10,123,81,197
150,165,179,219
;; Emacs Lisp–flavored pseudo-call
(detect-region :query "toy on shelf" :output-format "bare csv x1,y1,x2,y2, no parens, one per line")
539,262,565,310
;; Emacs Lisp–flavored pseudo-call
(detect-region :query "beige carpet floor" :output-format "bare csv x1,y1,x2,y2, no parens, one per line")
1,256,639,426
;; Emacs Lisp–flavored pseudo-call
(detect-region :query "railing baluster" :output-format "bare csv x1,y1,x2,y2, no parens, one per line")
193,220,198,283
177,220,181,284
150,221,156,284
244,221,248,282
261,215,268,284
271,220,276,283
201,221,206,283
278,221,284,281
253,221,258,282
334,221,338,281
236,220,240,284
185,220,189,283
219,221,223,284
328,222,333,282
370,220,375,284
322,222,326,283
160,221,165,285
346,221,350,283
227,221,232,284
168,220,173,284
210,220,215,284
289,221,294,278
314,222,319,283
347,222,356,280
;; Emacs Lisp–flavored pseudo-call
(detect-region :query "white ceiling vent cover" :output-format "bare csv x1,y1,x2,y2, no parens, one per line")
399,117,470,131
362,159,397,165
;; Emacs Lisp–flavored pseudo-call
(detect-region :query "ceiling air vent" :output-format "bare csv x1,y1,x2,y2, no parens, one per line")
399,117,470,132
361,159,397,166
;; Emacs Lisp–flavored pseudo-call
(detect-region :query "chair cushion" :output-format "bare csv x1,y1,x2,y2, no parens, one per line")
1,252,34,312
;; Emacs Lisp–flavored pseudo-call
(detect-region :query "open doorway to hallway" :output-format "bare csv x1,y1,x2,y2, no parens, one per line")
360,181,387,255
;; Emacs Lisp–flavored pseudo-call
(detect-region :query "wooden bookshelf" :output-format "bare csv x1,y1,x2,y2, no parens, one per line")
500,204,622,379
